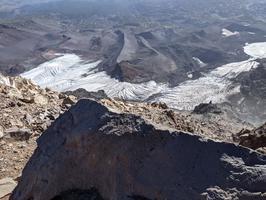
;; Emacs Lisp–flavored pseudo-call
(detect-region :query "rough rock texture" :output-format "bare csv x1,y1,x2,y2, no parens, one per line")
64,89,108,101
0,74,75,179
235,122,266,154
61,87,252,144
100,99,252,143
11,99,266,200
193,102,222,115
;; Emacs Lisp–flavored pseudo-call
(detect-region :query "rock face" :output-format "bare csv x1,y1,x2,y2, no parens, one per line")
100,99,250,143
11,99,266,200
230,59,266,125
235,122,266,154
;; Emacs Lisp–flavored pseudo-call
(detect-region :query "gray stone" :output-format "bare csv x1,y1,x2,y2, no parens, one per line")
4,128,31,141
0,178,17,198
11,100,266,200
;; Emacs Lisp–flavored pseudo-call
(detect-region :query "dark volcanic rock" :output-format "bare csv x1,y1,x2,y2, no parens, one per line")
64,89,108,100
51,188,104,200
11,100,266,200
193,102,222,114
235,123,266,151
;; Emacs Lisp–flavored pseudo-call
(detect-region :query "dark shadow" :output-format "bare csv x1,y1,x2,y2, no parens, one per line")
51,188,104,200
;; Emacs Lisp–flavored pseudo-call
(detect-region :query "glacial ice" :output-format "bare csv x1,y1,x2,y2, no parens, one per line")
21,42,266,110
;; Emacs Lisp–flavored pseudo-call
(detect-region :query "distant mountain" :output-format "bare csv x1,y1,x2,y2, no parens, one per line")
0,1,266,199
0,0,266,124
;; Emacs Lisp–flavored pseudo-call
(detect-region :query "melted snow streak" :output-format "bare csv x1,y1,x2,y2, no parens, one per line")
21,42,266,110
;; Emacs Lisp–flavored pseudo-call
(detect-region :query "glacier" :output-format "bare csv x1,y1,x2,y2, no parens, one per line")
21,42,266,110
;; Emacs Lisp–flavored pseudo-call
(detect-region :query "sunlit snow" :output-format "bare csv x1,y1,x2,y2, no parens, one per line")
193,57,207,68
0,74,11,86
222,28,240,37
22,54,167,101
244,42,266,58
154,59,258,110
21,42,266,110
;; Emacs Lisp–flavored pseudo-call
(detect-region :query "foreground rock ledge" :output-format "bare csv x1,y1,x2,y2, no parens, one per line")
11,100,266,200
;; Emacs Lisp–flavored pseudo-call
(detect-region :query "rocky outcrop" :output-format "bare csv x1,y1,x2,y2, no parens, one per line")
193,102,222,114
64,89,108,101
101,99,251,143
11,99,266,200
0,74,76,179
235,122,266,154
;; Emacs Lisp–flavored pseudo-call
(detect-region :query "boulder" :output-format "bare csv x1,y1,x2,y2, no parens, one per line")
62,95,77,106
34,95,48,105
4,128,31,141
11,100,266,200
150,102,168,109
19,96,34,104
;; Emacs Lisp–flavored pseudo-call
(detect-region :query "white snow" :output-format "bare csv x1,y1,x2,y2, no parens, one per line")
22,54,167,101
154,59,258,110
244,42,266,58
193,57,207,67
222,28,240,37
21,42,266,110
187,73,193,79
0,74,11,86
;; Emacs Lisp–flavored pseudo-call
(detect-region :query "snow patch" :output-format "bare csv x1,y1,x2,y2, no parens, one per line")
0,74,11,86
193,57,207,67
222,28,240,37
187,73,193,79
244,42,266,58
